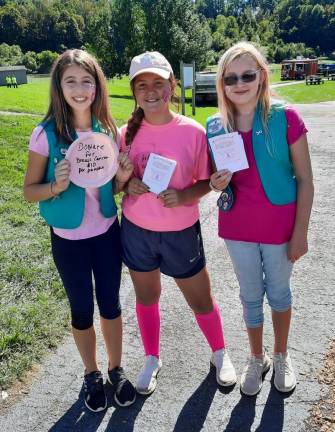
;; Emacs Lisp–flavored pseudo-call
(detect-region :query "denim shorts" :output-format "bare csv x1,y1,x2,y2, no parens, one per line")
121,216,206,279
225,240,293,328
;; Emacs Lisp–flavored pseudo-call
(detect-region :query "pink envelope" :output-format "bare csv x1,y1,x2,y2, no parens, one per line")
66,133,119,188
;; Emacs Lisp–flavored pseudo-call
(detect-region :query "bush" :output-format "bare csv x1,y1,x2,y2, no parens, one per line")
0,43,22,66
271,42,316,63
22,51,37,73
36,51,59,74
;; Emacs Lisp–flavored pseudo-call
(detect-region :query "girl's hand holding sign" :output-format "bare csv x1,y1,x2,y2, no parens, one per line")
54,159,71,194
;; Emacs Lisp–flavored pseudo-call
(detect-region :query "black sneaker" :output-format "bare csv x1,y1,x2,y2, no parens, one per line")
108,366,136,407
83,371,107,412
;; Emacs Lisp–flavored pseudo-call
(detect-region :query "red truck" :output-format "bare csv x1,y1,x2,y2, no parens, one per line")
281,58,318,80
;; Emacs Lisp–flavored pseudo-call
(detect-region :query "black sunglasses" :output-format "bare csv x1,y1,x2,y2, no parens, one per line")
223,69,260,86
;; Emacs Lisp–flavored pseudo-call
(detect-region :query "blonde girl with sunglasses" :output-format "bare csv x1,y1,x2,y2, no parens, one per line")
208,42,314,396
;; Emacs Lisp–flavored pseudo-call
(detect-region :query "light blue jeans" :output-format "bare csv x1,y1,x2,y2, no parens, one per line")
225,240,293,328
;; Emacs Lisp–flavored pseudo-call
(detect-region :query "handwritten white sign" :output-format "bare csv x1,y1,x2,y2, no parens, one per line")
66,133,119,188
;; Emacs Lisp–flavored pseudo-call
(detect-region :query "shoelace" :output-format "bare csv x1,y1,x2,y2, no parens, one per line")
276,357,291,375
111,368,127,387
85,373,103,394
245,358,263,378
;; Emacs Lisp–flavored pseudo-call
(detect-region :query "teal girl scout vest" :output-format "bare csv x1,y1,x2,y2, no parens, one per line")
206,103,297,206
39,118,117,229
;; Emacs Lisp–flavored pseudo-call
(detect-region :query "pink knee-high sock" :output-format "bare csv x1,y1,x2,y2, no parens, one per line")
136,302,160,357
195,303,225,352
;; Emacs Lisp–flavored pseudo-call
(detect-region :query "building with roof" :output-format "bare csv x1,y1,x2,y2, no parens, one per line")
0,66,27,86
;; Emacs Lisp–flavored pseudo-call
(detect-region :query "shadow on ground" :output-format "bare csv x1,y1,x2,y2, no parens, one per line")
225,372,295,432
173,367,234,432
108,94,134,100
48,368,294,431
48,382,146,432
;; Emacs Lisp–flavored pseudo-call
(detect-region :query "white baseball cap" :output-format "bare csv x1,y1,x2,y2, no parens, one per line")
129,51,173,81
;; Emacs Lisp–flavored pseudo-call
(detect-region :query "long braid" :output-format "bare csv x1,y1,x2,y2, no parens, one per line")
125,106,144,149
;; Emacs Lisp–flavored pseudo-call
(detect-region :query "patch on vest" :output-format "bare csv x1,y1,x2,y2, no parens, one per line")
208,118,223,135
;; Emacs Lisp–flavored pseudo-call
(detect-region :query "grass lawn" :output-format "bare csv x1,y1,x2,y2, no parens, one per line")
0,75,217,126
269,64,282,84
275,80,335,103
0,115,70,389
1,70,334,391
0,79,49,114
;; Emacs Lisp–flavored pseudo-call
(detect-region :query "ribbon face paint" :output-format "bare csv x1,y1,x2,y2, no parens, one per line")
162,88,171,103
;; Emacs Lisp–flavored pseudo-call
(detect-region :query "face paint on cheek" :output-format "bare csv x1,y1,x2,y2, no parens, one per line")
90,91,96,102
162,88,171,103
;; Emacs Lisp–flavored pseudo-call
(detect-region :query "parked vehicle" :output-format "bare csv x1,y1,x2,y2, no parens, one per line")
281,58,318,80
317,63,335,76
195,71,217,103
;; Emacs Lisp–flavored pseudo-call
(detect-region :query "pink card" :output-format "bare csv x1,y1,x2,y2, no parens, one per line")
66,133,119,188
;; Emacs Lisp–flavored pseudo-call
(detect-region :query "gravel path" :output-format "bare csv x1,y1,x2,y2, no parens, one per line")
0,102,334,432
0,110,40,116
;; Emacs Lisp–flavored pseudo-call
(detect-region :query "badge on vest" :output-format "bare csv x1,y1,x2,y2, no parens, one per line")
217,185,234,212
208,117,223,135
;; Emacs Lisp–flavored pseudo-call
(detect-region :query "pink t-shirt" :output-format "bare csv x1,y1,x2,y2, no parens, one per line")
218,107,308,244
29,126,117,240
120,114,211,231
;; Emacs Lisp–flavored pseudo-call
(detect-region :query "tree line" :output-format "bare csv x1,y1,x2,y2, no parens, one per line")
0,0,334,76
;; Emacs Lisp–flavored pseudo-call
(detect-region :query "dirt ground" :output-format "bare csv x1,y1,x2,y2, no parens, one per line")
297,101,335,432
304,340,335,432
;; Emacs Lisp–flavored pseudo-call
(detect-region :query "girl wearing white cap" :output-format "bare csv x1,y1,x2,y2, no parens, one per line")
119,51,236,395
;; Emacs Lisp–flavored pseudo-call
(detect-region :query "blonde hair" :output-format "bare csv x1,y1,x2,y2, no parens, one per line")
43,49,117,143
216,41,271,132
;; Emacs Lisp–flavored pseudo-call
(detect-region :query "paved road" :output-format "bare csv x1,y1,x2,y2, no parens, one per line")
0,102,334,432
271,81,306,88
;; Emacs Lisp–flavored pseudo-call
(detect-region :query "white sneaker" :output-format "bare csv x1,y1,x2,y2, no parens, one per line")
240,353,271,396
273,352,296,393
210,348,237,386
136,355,162,395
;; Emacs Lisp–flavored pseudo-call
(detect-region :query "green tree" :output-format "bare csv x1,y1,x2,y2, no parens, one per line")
107,0,147,76
0,42,22,65
85,0,146,77
141,0,212,76
19,1,58,52
53,10,83,51
195,0,225,18
0,3,27,45
36,50,58,73
211,15,240,52
22,50,37,72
